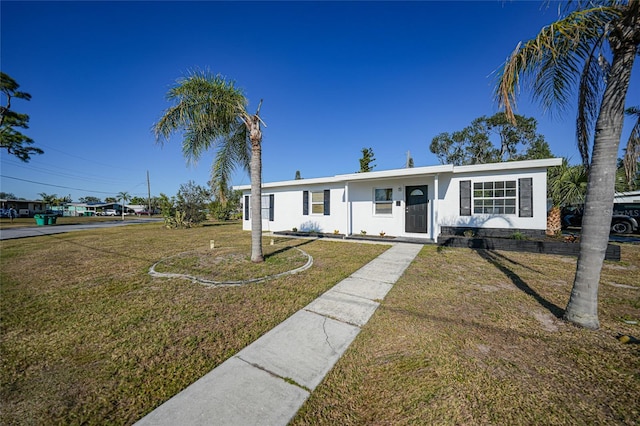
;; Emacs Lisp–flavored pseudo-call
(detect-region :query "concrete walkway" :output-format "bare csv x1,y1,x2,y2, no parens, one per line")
135,242,423,426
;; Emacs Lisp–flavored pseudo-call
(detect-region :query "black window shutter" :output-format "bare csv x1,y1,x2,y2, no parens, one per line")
269,194,274,221
460,180,471,216
323,190,330,215
519,178,533,217
244,195,249,221
303,191,309,215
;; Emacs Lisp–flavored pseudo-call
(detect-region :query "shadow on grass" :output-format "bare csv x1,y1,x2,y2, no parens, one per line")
202,221,240,227
381,305,554,342
264,238,314,260
477,249,565,319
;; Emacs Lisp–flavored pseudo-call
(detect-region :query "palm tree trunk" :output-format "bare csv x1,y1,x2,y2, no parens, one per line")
564,34,638,329
546,206,562,237
249,115,264,263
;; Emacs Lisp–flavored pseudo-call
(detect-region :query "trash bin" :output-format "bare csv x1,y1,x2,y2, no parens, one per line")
45,214,57,225
34,214,46,226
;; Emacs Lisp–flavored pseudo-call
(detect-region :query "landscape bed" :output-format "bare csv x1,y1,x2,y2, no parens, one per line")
438,235,621,260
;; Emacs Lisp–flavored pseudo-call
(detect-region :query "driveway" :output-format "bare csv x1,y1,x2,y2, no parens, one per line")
0,218,163,240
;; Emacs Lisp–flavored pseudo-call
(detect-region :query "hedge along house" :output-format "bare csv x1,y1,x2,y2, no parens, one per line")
234,158,562,243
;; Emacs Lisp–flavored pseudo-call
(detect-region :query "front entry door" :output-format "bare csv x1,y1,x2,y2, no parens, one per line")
405,185,428,233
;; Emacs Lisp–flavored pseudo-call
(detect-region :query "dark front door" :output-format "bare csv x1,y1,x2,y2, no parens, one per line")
405,185,428,233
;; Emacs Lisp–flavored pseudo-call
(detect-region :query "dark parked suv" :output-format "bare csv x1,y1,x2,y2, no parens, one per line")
562,205,639,234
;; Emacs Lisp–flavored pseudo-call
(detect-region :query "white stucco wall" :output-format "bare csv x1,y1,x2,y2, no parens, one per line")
237,159,560,239
347,177,436,238
438,167,549,231
242,183,345,234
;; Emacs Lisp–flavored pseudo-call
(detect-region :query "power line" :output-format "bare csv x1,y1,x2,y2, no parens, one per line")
35,142,141,172
2,157,133,186
1,174,127,195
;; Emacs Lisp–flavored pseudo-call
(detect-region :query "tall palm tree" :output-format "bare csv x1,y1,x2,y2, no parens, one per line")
496,0,640,329
154,71,265,262
117,191,130,221
547,160,588,236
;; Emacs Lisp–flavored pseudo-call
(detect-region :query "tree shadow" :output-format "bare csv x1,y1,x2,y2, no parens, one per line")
264,237,314,259
476,249,565,319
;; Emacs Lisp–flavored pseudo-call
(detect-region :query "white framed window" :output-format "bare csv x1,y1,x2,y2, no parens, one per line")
473,181,516,214
260,194,274,221
261,195,270,219
311,191,324,214
374,188,393,215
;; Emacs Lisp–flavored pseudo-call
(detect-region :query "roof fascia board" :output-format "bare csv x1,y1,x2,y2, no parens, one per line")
453,158,562,174
233,159,561,191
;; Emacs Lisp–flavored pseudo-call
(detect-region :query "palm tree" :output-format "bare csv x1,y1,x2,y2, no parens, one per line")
117,191,130,221
547,160,588,236
38,192,57,210
495,0,640,329
154,70,265,262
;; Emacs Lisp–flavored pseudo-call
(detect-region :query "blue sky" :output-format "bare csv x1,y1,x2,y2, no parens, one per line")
1,1,638,202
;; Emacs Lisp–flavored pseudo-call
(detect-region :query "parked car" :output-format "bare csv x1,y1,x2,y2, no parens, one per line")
562,206,639,234
104,209,118,216
136,210,153,216
0,209,10,218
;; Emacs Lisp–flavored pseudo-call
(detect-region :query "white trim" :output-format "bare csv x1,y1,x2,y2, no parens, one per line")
233,159,562,192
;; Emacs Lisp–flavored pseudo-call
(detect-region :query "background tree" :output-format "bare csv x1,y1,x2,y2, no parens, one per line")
38,192,57,209
430,113,552,165
547,160,588,236
57,195,72,204
175,181,210,225
209,187,242,221
117,191,130,221
358,147,376,172
154,70,265,262
104,196,117,204
129,196,147,205
295,170,302,180
0,72,43,162
158,193,175,218
495,0,640,329
622,106,639,189
0,192,18,199
78,196,102,204
406,151,414,168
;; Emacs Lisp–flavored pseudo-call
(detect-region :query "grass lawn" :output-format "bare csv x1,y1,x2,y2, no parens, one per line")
292,244,640,425
0,221,388,424
0,215,144,229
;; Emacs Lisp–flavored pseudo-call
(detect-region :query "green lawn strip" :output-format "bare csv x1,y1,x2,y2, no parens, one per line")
292,245,640,425
0,222,388,424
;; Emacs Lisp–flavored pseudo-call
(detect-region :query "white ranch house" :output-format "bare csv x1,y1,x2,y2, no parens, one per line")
235,158,563,242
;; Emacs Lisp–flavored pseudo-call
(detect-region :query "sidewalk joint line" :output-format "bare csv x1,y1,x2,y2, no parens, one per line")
235,356,311,393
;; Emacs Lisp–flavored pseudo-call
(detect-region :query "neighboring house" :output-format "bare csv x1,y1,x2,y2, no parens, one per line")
0,199,45,217
62,203,135,216
234,158,563,242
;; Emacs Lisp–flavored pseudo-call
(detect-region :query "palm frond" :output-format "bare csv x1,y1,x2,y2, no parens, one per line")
210,123,250,203
153,70,248,164
495,4,622,123
576,42,609,168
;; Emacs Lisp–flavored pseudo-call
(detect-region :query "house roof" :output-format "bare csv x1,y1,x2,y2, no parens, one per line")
233,158,563,191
